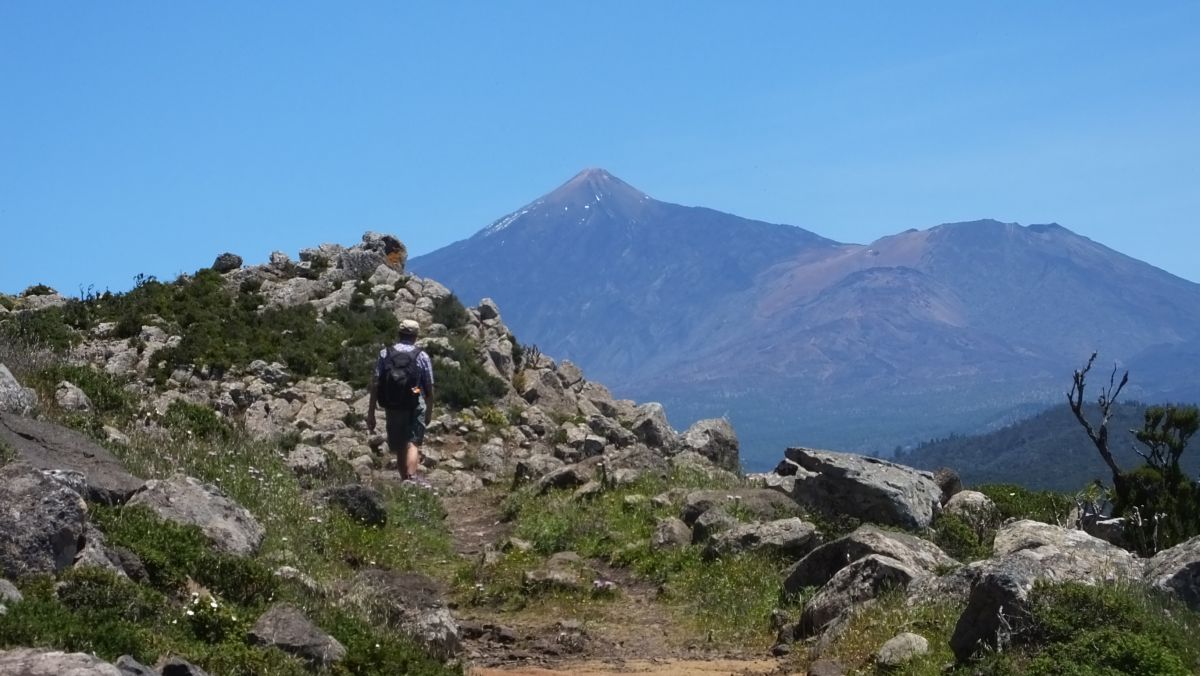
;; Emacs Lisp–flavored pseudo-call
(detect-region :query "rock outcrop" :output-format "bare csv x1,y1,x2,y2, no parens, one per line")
949,520,1142,660
249,603,347,667
126,475,265,557
0,462,88,578
1144,534,1200,610
0,412,144,505
783,525,957,595
0,648,122,675
782,448,943,530
0,364,38,415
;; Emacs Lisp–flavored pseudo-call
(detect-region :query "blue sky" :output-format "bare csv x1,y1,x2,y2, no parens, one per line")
2,3,1198,295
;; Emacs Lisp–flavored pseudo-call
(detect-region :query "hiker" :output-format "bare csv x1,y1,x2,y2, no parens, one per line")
367,318,435,486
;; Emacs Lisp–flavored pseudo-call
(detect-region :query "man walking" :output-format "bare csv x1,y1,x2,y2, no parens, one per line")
367,319,435,486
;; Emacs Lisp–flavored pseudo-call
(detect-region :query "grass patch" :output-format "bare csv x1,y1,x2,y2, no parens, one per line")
976,484,1073,525
793,588,961,675
26,363,138,421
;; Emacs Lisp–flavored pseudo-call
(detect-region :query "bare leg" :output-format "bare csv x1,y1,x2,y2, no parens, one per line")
405,442,421,478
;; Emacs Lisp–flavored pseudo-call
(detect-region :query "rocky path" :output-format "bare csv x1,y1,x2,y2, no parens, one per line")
442,491,786,675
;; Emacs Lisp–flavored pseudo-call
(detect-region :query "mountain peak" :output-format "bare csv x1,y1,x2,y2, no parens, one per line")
548,167,648,205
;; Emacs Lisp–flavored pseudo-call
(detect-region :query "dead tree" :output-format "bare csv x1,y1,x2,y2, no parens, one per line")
1067,352,1129,493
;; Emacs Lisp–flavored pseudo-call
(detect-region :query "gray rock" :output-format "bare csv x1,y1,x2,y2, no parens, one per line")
250,603,347,667
339,249,389,279
704,517,820,560
285,444,328,477
679,418,739,471
211,252,243,273
269,250,291,266
943,490,999,530
127,475,265,556
0,648,122,675
74,524,127,577
525,551,588,592
629,402,676,449
1082,516,1129,549
783,525,957,595
800,554,925,637
339,569,462,658
323,484,388,525
477,298,501,321
691,506,739,544
0,412,144,505
0,462,88,578
877,632,929,667
1144,533,1200,610
426,468,483,496
680,488,802,526
520,368,576,415
55,381,93,412
534,464,592,495
0,364,38,415
114,655,157,676
512,453,564,486
949,520,1142,660
807,659,846,676
784,447,943,529
0,578,21,615
652,517,693,550
933,467,963,505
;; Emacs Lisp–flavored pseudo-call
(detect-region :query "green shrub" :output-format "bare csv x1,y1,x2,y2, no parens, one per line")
91,506,278,607
1116,465,1200,555
28,364,137,420
977,484,1073,524
0,295,14,311
430,335,508,409
930,512,993,562
430,293,470,331
162,400,232,442
22,283,56,296
0,305,82,349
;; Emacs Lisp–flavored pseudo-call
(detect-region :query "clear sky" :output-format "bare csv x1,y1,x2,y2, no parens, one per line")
2,2,1198,295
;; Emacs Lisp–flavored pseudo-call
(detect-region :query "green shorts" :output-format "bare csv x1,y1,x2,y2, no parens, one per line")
384,397,426,452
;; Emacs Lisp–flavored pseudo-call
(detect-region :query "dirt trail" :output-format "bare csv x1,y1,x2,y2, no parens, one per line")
442,491,785,675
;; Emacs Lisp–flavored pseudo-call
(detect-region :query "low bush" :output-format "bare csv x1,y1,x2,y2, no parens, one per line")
930,512,993,562
976,484,1073,525
27,364,138,421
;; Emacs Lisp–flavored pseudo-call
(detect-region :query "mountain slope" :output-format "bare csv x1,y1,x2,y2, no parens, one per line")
412,171,1200,468
409,169,839,378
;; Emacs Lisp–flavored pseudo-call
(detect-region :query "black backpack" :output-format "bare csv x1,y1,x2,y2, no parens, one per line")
377,346,425,410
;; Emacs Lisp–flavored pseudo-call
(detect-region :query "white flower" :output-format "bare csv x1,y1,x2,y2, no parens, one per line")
186,609,195,616
210,601,218,609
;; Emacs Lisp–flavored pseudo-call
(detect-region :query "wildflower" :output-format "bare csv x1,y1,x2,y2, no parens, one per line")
186,609,195,616
210,600,218,609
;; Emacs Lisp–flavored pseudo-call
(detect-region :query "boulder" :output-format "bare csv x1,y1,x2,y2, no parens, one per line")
126,475,265,557
322,484,388,526
678,418,739,471
877,632,929,668
680,488,802,526
800,554,925,637
691,506,739,544
949,520,1142,660
651,517,692,550
629,403,676,449
55,381,93,412
211,252,243,273
943,490,999,530
520,368,576,414
933,467,963,505
339,569,462,659
512,453,564,486
1144,534,1200,610
783,525,957,595
74,524,126,577
0,364,38,415
0,412,144,505
784,447,942,530
285,445,328,478
524,551,589,592
250,603,347,667
0,578,21,615
0,462,88,578
704,518,820,560
0,649,122,675
114,655,156,675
